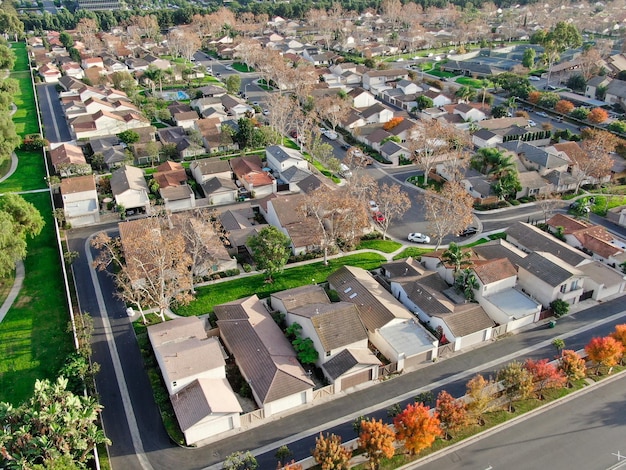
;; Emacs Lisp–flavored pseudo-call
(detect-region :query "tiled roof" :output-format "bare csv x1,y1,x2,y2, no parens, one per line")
292,302,367,351
433,304,494,338
190,158,231,176
472,239,526,269
322,348,381,380
271,285,330,312
110,165,148,195
49,143,86,167
327,266,412,332
215,295,313,404
60,174,96,195
505,222,588,267
517,251,583,287
472,258,517,285
171,378,242,431
381,257,424,279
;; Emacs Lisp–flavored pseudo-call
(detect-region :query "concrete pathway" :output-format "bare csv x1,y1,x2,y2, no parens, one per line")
0,260,24,324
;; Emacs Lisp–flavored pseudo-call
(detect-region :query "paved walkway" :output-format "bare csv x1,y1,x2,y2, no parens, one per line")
0,260,24,324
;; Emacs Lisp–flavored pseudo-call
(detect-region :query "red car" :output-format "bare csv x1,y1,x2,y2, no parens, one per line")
373,211,385,223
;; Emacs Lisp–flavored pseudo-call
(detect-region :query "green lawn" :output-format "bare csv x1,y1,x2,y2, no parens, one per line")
232,62,254,73
0,149,47,193
393,247,433,260
174,253,386,316
10,42,29,72
456,77,492,88
0,192,73,404
10,72,38,137
357,239,402,253
427,68,456,78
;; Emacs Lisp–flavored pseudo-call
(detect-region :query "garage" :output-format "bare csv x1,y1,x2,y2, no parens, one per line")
340,368,372,391
267,391,307,416
403,350,432,370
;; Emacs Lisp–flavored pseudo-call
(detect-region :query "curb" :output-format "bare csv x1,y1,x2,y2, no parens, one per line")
402,369,626,469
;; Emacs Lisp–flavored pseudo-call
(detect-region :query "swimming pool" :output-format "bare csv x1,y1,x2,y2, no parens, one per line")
159,90,190,101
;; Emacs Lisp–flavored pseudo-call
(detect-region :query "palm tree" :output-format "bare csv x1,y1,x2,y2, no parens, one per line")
143,66,164,95
454,268,479,301
455,86,476,102
440,242,473,273
487,153,516,180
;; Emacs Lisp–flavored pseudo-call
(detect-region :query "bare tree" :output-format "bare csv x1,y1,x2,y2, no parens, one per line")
420,181,474,250
265,93,294,144
372,183,411,240
572,130,617,193
299,188,369,264
91,216,193,320
536,192,563,223
316,95,351,132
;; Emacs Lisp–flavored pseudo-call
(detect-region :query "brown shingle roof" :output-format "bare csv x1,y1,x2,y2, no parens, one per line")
433,304,495,338
60,174,96,194
271,285,330,311
49,143,86,167
472,258,518,285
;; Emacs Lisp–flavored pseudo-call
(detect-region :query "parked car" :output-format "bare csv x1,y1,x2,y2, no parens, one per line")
536,111,549,118
341,143,351,150
324,130,338,140
459,226,477,237
373,211,385,223
408,232,430,243
527,120,537,127
528,75,541,81
339,163,352,179
368,200,379,212
263,109,270,116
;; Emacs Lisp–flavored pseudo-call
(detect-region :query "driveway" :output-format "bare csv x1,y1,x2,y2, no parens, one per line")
36,83,72,143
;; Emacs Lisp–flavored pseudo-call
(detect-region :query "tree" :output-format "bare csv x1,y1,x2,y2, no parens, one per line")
585,336,624,374
143,66,165,95
393,402,442,456
441,243,473,273
0,11,24,39
550,299,569,318
455,86,476,102
0,113,21,167
573,130,617,193
570,107,590,120
0,194,45,277
0,44,15,71
222,451,258,470
316,95,350,132
420,182,474,250
436,390,469,438
610,324,626,353
497,361,534,412
558,349,587,381
313,433,352,470
117,130,140,144
248,226,291,282
491,105,508,118
372,183,411,240
465,374,493,425
0,377,109,469
537,92,560,109
587,107,608,124
225,74,242,95
537,22,582,87
234,117,265,149
524,358,566,399
566,74,587,92
551,338,565,357
91,216,193,320
527,90,541,105
416,95,433,111
358,418,395,469
522,48,536,68
299,187,369,264
555,100,574,115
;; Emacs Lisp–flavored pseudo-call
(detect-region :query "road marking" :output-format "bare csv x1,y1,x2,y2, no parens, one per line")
85,237,154,470
42,85,61,142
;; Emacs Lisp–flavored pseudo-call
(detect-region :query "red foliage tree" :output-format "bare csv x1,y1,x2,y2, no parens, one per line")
358,419,395,469
527,90,541,104
588,107,608,124
558,349,587,381
393,403,442,455
554,99,574,114
524,358,566,399
585,336,624,374
610,324,626,352
383,116,404,131
436,390,469,438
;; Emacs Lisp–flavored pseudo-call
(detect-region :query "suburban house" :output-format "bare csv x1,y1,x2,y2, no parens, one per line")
265,145,309,174
153,161,195,212
89,136,128,170
60,174,100,226
516,251,586,308
607,205,626,228
110,165,151,215
380,141,409,166
156,126,205,160
69,110,150,140
214,295,315,417
262,193,322,255
147,317,242,445
271,285,381,392
327,266,439,371
219,207,268,257
546,214,626,267
49,143,90,177
230,155,276,198
190,158,238,205
382,259,495,353
361,69,408,90
348,87,378,108
39,63,62,83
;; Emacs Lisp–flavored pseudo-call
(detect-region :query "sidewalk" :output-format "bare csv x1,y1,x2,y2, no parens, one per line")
0,261,24,324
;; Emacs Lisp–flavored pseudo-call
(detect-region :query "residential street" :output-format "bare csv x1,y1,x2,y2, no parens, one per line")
415,372,626,470
36,83,72,143
68,224,626,470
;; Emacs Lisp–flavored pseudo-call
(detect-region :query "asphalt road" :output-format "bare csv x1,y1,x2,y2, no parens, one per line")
415,372,626,470
67,223,626,470
37,83,72,143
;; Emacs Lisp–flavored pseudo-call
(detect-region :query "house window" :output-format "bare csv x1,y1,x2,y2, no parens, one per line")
326,351,331,357
172,381,177,387
560,284,567,293
571,279,579,291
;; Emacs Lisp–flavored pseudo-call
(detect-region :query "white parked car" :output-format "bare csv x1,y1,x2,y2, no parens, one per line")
368,200,379,212
536,111,549,118
324,130,338,140
408,233,431,244
528,75,541,81
527,120,537,127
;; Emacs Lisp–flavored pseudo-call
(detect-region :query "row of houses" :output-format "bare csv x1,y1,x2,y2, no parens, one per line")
145,216,626,446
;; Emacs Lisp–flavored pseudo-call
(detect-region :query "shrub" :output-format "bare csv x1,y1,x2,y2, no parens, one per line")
550,299,570,318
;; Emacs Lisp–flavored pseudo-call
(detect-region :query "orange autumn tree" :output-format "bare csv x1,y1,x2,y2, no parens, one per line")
555,99,574,114
587,107,608,124
313,433,352,470
383,116,404,131
558,349,587,381
436,390,469,438
358,419,395,470
585,336,624,374
610,324,626,356
393,403,442,456
527,90,541,104
524,358,566,399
